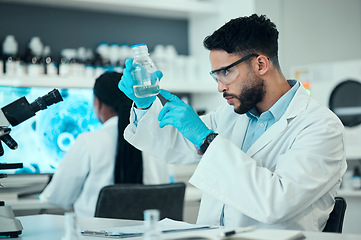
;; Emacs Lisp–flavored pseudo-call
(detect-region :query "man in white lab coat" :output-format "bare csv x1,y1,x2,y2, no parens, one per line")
119,14,347,231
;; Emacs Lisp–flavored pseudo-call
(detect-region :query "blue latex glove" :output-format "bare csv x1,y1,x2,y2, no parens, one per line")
118,58,163,109
158,89,214,148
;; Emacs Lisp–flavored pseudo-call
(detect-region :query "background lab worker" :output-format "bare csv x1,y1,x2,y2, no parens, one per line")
119,14,347,231
40,71,168,217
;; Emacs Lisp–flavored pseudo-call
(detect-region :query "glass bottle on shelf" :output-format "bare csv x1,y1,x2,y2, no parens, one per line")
42,46,58,76
96,42,111,71
2,35,18,76
0,47,3,76
118,43,132,68
109,43,123,73
25,36,44,76
0,58,3,76
84,48,95,79
75,47,86,76
59,49,77,77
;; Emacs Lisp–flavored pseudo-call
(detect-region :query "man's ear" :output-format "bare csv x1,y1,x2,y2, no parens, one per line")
255,55,269,76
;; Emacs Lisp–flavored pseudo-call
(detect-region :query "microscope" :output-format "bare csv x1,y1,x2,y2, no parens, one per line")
0,89,63,238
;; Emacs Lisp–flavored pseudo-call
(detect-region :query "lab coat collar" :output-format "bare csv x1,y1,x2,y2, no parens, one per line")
246,80,299,121
283,82,311,119
103,116,118,128
245,82,310,157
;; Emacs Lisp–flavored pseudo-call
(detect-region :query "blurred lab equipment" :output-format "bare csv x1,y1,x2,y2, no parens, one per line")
1,35,19,76
0,88,63,237
291,59,361,160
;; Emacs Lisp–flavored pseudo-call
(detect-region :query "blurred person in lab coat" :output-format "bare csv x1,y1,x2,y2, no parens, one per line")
39,71,168,217
118,14,347,231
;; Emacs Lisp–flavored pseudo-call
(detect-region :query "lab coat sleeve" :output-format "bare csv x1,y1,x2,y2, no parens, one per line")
189,108,346,224
39,134,91,209
124,98,202,164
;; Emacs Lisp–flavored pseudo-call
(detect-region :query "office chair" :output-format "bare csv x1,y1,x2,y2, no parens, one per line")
95,182,186,221
323,196,347,233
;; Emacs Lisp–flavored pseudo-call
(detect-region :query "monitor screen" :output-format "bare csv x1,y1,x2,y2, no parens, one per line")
0,86,102,175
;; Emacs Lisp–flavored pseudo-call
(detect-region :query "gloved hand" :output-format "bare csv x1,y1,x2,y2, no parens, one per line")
0,127,18,156
158,89,214,148
118,58,163,109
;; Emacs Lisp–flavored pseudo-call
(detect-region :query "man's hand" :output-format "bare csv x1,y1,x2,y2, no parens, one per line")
158,89,213,148
118,58,163,109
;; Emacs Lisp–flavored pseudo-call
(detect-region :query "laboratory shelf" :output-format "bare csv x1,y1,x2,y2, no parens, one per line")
0,75,218,93
0,76,95,89
3,0,218,20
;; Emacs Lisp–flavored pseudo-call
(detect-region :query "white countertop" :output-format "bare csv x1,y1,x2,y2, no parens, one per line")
12,214,361,240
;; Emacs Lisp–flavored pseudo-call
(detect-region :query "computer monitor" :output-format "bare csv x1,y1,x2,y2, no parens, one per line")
0,85,102,175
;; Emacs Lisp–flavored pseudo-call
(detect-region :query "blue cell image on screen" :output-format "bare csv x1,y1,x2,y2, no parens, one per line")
0,86,102,174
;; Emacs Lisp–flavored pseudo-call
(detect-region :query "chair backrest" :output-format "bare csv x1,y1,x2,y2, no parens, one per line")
323,196,347,233
94,182,186,221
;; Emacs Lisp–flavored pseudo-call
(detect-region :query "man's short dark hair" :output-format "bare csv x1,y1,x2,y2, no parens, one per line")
203,14,280,69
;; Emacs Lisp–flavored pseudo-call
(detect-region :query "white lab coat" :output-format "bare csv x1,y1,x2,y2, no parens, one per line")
124,84,347,231
39,116,169,217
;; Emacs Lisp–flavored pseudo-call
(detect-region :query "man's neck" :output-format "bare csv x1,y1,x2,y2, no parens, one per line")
257,73,290,114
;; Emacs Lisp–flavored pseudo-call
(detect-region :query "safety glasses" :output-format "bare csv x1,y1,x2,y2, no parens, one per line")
210,54,259,84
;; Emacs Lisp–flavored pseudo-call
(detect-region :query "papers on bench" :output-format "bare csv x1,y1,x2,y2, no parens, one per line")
81,218,215,238
81,218,305,240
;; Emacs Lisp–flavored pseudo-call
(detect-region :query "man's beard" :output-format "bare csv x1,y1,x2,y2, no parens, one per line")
224,72,266,114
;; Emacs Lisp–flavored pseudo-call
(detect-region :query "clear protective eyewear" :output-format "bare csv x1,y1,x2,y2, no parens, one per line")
210,54,259,84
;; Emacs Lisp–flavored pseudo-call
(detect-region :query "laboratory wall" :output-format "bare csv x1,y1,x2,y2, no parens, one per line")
0,2,189,60
256,0,361,77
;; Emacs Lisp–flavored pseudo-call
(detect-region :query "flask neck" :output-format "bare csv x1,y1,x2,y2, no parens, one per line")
132,44,149,57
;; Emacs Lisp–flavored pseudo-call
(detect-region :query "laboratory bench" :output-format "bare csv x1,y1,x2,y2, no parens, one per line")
8,214,361,240
4,185,361,235
4,184,361,234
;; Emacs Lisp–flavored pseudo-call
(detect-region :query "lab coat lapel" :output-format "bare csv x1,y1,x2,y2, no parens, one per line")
234,114,250,148
246,85,310,157
246,118,288,157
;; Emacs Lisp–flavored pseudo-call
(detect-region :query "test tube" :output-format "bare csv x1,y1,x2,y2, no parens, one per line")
143,209,162,240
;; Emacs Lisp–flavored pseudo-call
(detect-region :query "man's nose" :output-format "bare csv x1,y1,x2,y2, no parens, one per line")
218,80,228,93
